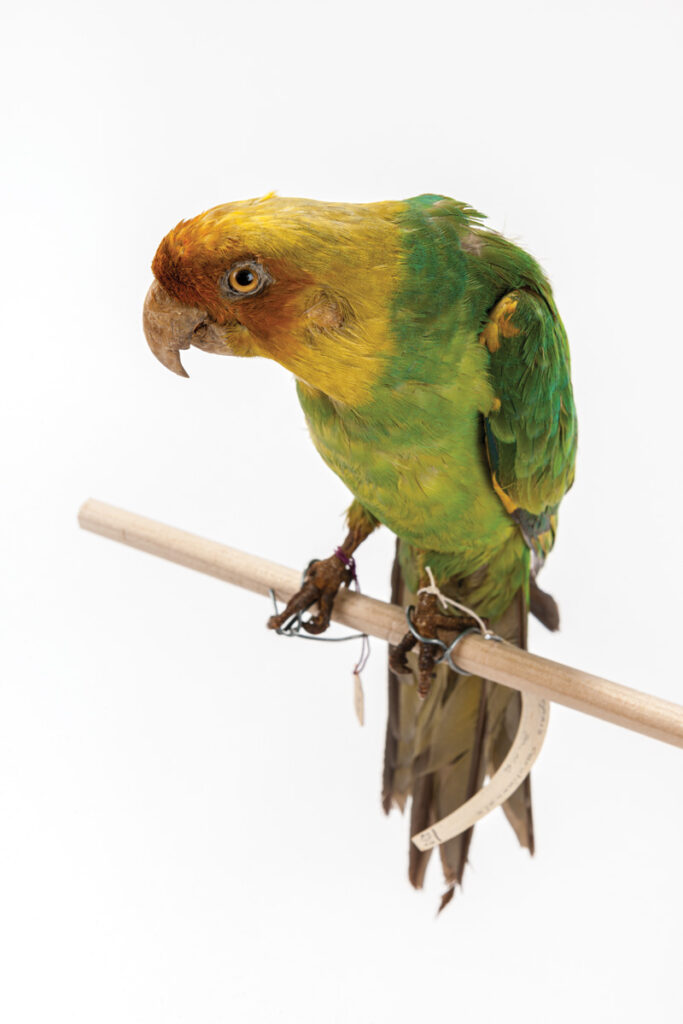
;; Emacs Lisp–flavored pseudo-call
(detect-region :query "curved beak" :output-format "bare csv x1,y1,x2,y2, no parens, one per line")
142,279,207,378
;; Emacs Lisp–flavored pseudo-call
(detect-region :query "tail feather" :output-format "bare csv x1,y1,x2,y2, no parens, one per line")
436,679,488,888
530,576,560,631
408,773,434,888
382,543,403,815
383,542,536,904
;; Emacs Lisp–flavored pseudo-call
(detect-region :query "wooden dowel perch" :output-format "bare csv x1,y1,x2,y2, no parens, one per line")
79,498,683,751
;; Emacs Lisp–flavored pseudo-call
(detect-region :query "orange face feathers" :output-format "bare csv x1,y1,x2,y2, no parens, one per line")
144,193,405,404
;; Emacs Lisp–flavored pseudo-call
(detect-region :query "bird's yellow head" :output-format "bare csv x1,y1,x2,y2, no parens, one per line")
143,193,406,406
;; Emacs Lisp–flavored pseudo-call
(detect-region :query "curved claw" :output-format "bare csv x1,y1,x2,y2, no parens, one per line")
389,631,417,675
302,587,336,634
267,578,320,631
393,593,485,699
266,555,351,635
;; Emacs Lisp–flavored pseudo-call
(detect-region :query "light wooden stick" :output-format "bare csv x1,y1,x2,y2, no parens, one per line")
78,498,683,751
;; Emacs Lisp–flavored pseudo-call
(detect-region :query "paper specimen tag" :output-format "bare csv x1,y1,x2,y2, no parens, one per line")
353,671,365,726
411,694,549,851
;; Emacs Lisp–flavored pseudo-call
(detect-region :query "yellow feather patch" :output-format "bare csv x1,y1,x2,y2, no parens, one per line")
491,470,519,517
168,194,407,407
479,292,520,353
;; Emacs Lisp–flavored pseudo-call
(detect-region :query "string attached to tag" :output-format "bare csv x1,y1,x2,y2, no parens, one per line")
268,551,371,725
408,565,504,676
417,566,489,634
333,548,371,725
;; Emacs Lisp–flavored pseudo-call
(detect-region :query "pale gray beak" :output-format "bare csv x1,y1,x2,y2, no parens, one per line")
142,279,207,378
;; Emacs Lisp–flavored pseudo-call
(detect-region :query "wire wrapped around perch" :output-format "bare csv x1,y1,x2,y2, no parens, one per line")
78,498,683,751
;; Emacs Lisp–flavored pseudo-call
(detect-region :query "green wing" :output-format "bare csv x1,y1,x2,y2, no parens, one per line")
481,289,577,562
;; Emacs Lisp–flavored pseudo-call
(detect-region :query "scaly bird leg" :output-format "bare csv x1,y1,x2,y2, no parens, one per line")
267,502,378,636
389,589,479,699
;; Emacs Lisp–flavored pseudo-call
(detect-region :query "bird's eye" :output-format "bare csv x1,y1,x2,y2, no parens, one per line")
222,261,270,298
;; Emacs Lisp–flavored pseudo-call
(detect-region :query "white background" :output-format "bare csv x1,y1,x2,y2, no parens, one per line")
2,0,682,1020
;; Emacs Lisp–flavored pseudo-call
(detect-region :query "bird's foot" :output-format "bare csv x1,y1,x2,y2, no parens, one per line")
389,592,477,699
267,552,355,635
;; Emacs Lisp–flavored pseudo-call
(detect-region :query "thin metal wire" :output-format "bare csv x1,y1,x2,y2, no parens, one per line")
405,602,505,677
268,588,367,643
268,555,373,676
405,605,448,653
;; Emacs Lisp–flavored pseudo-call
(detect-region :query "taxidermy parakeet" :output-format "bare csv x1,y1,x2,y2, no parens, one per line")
143,194,577,908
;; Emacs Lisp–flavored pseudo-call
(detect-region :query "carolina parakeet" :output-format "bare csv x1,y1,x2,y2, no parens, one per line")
143,194,577,907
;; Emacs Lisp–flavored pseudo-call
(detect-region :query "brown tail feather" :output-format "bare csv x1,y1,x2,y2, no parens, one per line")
382,540,403,815
530,576,560,631
382,542,535,905
437,680,489,889
408,773,434,888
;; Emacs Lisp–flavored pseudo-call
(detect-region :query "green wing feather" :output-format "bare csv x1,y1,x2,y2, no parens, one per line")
482,288,577,563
